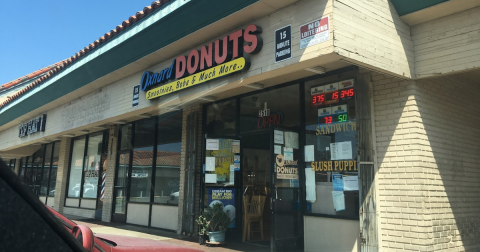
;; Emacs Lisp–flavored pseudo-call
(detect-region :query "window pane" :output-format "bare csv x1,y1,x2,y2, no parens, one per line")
154,111,182,205
83,133,103,198
68,137,86,197
130,147,153,202
134,117,156,148
25,157,32,189
26,147,44,194
40,144,53,196
114,188,127,214
19,157,26,182
120,124,133,151
48,142,60,196
240,84,300,134
304,78,359,218
117,153,130,187
32,146,45,167
206,100,237,136
9,159,15,170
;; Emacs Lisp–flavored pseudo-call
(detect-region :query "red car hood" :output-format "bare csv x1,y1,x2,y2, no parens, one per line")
95,234,203,252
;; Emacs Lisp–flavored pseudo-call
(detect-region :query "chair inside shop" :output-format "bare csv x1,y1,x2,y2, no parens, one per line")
243,195,266,241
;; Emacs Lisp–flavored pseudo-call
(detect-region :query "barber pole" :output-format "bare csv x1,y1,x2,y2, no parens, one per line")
100,172,106,201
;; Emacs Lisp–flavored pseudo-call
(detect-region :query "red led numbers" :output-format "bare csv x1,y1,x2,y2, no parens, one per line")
324,116,332,124
312,87,354,106
340,88,354,98
311,94,325,105
332,92,339,100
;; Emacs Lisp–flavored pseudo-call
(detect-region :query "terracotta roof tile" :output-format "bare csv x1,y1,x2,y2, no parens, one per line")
0,0,170,110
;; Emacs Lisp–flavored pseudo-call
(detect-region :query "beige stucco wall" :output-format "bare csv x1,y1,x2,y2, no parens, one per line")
372,69,480,251
412,6,480,79
304,216,359,252
333,0,415,79
0,0,336,153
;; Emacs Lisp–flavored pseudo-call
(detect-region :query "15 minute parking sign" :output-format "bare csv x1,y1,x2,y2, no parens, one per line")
132,85,140,107
275,25,292,63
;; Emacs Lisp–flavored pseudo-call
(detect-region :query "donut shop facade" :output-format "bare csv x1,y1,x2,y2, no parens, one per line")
1,0,480,251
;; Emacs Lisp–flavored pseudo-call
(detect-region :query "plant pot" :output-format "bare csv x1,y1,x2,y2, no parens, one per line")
207,231,225,243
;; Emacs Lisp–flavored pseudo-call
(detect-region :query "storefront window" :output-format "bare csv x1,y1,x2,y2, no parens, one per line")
116,111,183,207
49,143,60,196
206,100,237,136
120,123,133,151
129,118,156,203
134,118,156,148
9,159,15,170
19,157,26,183
40,144,52,196
130,146,153,202
83,133,103,198
67,132,106,201
154,112,182,205
240,84,300,134
25,157,33,190
68,137,86,197
304,78,359,219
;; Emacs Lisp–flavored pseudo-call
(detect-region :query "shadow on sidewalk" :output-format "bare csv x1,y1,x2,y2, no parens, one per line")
68,216,271,252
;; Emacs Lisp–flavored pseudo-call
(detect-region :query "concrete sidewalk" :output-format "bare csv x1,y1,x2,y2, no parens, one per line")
69,216,270,252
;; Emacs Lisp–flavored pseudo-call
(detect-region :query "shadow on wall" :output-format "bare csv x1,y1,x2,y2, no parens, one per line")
414,73,480,251
373,70,480,251
385,0,415,78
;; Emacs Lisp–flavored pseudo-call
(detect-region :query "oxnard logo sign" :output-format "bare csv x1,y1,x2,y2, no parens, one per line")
142,24,263,100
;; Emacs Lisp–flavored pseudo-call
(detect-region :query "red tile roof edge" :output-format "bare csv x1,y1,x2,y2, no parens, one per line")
0,0,169,110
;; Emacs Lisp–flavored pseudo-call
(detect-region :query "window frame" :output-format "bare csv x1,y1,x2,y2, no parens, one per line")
201,66,361,222
65,130,108,208
114,111,183,226
43,142,57,202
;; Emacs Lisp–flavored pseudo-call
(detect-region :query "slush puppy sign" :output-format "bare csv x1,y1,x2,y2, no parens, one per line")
141,24,263,100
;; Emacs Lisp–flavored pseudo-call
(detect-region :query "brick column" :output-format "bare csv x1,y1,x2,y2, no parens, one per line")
14,158,21,175
54,137,72,212
102,125,119,222
177,105,203,234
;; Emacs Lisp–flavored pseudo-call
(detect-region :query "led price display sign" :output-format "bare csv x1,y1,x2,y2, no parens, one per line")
312,88,354,106
311,80,355,106
319,113,348,124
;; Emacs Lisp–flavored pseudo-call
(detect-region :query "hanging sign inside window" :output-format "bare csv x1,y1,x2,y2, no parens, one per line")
276,154,298,179
311,79,354,106
310,160,357,171
258,103,283,129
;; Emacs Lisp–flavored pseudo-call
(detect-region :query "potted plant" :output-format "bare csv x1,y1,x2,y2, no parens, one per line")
196,203,232,243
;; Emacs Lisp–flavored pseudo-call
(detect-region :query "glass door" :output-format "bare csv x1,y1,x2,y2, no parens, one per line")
270,126,303,251
112,152,130,223
203,137,241,240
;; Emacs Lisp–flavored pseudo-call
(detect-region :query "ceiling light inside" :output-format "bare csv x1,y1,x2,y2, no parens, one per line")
305,66,326,74
245,83,264,90
198,96,217,102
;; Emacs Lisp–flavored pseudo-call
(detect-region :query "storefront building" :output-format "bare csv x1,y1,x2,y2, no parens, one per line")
1,0,480,251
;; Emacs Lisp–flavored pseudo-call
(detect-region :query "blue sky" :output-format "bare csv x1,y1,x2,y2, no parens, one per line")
0,0,154,85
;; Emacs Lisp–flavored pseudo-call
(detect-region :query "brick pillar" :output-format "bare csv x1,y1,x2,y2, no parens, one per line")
14,158,21,175
54,137,72,213
102,125,119,222
177,105,203,234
